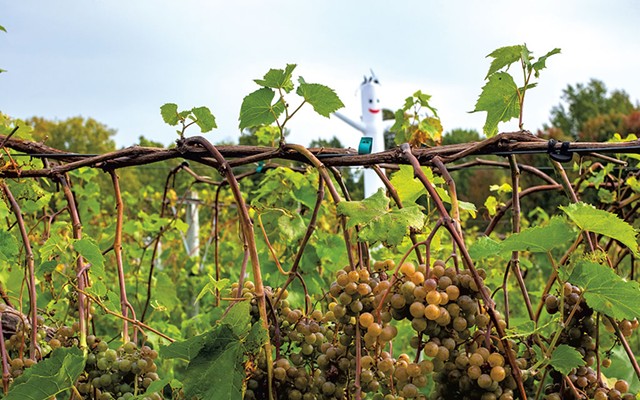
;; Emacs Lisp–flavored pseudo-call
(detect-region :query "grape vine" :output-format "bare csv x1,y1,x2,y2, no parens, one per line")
0,46,639,400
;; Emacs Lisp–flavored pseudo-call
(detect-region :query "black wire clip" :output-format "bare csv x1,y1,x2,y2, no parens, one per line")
547,139,573,163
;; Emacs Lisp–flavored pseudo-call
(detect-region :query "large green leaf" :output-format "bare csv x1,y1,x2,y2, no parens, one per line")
160,103,179,126
569,261,640,320
161,302,251,361
73,238,105,277
221,301,252,337
160,332,208,362
472,72,520,137
337,189,425,246
191,106,217,132
161,301,266,400
254,64,296,93
485,45,524,79
501,217,575,253
0,230,19,262
389,165,427,205
561,202,639,256
181,325,245,400
296,77,344,117
238,88,285,129
5,347,86,400
549,344,584,375
468,236,505,259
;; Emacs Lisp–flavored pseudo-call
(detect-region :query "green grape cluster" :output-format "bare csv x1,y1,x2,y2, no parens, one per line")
4,314,51,378
78,335,161,400
430,340,527,400
544,283,636,400
239,259,530,400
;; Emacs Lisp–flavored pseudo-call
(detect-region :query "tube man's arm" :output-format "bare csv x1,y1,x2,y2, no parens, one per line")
333,111,366,134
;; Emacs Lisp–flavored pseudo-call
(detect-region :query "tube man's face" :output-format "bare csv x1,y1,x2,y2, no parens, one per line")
361,80,382,125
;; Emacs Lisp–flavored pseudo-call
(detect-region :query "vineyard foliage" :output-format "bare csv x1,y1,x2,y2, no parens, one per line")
0,45,639,400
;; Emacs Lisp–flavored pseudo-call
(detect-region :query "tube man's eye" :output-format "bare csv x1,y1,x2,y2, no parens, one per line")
369,99,373,103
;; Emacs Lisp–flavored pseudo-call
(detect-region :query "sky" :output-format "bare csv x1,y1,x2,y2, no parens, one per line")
1,1,639,151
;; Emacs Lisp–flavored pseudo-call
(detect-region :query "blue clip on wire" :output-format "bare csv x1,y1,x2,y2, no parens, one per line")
358,137,373,155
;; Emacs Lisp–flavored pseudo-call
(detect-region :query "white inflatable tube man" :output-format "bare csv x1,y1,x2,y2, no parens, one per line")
333,73,386,198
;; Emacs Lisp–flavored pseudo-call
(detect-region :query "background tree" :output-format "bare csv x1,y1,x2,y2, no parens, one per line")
542,79,639,141
27,116,117,154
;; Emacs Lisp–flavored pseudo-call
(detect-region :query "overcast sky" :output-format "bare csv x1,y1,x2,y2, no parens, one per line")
1,1,639,150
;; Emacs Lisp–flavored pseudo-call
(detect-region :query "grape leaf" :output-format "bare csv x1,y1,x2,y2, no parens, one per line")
0,230,18,262
5,347,85,400
337,189,425,246
160,103,179,126
337,189,391,226
501,217,575,253
0,25,6,33
532,48,561,77
35,260,58,280
468,236,505,259
568,261,640,320
194,276,230,305
162,301,265,400
315,231,349,270
389,165,446,206
254,64,297,93
485,45,524,79
72,238,105,271
162,301,251,361
191,106,217,132
549,344,584,375
222,301,252,337
561,202,639,256
296,77,344,117
39,231,68,261
389,165,426,205
87,279,107,297
238,88,285,129
182,328,246,400
472,72,520,137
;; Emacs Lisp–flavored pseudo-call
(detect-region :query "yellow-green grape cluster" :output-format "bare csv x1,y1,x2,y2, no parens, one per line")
328,267,377,324
245,356,317,400
546,372,634,400
430,341,525,400
393,260,488,353
79,336,161,400
4,316,50,378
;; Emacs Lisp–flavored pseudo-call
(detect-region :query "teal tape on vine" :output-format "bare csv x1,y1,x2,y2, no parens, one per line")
358,137,373,155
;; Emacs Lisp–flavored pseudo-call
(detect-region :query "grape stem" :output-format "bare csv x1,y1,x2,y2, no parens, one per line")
109,170,137,343
606,314,640,381
184,136,274,400
0,314,10,394
1,183,39,359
